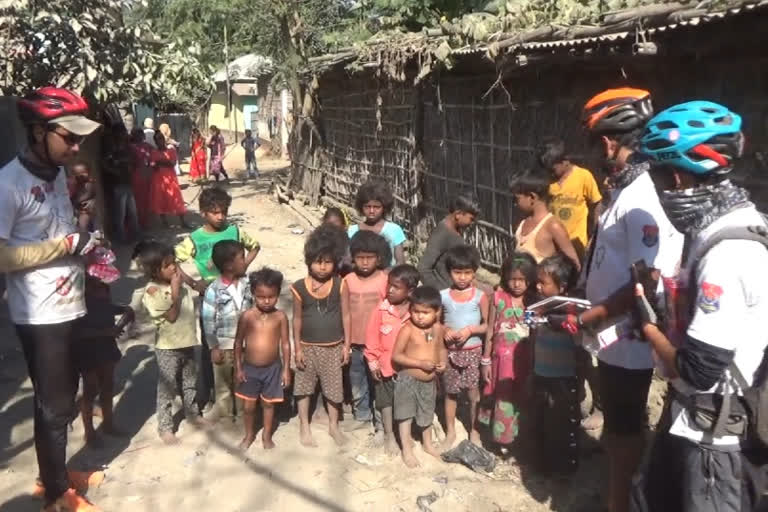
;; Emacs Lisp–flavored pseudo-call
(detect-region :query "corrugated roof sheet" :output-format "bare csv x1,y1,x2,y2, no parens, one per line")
213,54,273,83
516,1,767,51
309,1,768,74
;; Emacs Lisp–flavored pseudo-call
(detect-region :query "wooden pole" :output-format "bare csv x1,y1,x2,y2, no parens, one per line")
224,24,232,136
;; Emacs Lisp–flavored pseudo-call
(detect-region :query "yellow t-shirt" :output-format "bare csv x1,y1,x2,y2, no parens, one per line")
142,282,199,350
548,165,602,253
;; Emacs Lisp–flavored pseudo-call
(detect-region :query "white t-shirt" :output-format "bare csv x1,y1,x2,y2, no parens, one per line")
667,206,768,445
584,170,683,369
0,158,85,325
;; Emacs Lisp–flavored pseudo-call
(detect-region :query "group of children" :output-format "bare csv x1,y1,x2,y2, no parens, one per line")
74,177,582,476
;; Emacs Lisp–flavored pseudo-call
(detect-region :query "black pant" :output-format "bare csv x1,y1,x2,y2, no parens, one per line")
196,315,215,408
532,376,580,474
632,431,768,512
16,321,78,503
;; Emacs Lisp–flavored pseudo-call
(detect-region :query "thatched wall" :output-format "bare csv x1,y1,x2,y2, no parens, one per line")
291,9,768,270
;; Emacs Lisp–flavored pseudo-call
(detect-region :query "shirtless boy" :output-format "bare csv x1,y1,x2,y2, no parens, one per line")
234,268,291,450
391,286,448,468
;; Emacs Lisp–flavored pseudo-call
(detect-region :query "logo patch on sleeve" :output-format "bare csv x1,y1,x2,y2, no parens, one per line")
642,225,659,247
698,282,723,314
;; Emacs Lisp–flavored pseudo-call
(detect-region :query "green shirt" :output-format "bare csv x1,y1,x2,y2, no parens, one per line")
174,224,260,281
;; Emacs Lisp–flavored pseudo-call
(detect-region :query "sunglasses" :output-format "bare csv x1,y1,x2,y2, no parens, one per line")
51,130,86,147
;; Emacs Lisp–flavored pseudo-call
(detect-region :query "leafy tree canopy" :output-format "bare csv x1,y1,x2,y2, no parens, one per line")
0,0,213,110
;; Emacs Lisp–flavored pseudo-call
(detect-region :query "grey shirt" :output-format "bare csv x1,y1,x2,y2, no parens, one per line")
418,221,465,290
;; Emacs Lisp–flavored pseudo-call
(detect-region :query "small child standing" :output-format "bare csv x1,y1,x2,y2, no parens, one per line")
322,207,348,229
440,245,489,449
234,268,291,450
323,207,353,277
392,286,447,468
135,240,206,444
531,255,579,475
342,230,391,431
175,187,261,291
201,240,252,421
74,275,134,447
418,193,479,290
241,129,259,179
365,264,421,454
175,187,260,412
67,161,96,231
292,225,350,447
480,252,537,448
348,181,407,266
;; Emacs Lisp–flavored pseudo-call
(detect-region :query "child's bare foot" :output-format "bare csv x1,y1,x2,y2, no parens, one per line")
422,440,442,459
385,437,400,456
189,416,212,429
367,430,385,448
300,426,318,448
159,432,180,445
401,450,421,468
329,428,348,446
239,435,256,451
440,431,457,452
469,430,482,446
262,436,276,450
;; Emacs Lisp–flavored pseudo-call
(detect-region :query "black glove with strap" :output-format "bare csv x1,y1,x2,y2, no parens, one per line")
546,313,582,334
631,263,658,327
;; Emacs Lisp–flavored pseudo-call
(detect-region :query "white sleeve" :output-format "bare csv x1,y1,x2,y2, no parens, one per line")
0,185,18,240
623,206,662,269
686,244,750,351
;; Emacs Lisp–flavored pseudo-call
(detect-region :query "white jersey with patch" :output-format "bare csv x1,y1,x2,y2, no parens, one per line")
0,157,85,325
584,170,683,369
667,206,768,445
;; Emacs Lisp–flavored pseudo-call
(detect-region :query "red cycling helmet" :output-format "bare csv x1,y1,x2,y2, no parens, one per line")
18,87,99,136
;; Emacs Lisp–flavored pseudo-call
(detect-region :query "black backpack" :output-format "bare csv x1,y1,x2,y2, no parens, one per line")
688,224,768,448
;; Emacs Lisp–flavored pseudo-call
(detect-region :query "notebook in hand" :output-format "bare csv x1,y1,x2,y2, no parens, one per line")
526,296,592,316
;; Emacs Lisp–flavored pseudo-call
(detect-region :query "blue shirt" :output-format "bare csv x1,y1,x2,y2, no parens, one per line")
348,221,406,267
533,325,577,378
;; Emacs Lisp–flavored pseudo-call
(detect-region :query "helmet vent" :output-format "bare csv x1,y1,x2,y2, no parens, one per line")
655,121,678,130
714,115,733,126
687,120,706,128
645,139,672,150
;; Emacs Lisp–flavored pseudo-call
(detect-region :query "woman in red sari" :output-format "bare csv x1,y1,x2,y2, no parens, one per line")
149,131,192,228
188,128,206,182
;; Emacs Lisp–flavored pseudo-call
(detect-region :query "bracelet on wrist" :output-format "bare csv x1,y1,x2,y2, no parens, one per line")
480,357,492,366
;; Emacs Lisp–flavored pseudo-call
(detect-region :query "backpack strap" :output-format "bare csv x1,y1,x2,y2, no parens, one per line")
687,224,768,439
688,225,768,293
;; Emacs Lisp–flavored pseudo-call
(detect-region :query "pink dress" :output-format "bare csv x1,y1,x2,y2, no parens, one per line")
480,289,530,445
149,147,186,215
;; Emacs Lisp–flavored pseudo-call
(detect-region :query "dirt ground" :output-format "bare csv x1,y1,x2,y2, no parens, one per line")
0,146,607,512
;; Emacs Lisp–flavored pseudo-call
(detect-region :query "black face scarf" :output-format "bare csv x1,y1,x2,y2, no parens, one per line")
608,153,650,191
659,179,753,235
19,153,60,182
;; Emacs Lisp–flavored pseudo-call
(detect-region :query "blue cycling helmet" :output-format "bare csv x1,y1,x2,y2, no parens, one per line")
640,101,744,175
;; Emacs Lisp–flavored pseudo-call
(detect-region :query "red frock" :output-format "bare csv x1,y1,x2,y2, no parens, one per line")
189,138,207,181
149,147,186,215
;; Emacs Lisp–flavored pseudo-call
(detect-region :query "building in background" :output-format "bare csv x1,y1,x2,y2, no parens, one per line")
207,53,293,155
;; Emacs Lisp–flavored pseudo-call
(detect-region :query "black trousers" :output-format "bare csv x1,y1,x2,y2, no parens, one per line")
196,315,215,408
15,321,79,503
631,431,768,512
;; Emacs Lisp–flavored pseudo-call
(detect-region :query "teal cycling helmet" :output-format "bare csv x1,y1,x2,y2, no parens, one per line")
640,101,744,175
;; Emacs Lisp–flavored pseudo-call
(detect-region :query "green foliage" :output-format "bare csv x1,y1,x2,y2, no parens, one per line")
373,0,487,30
0,0,212,109
134,0,353,70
